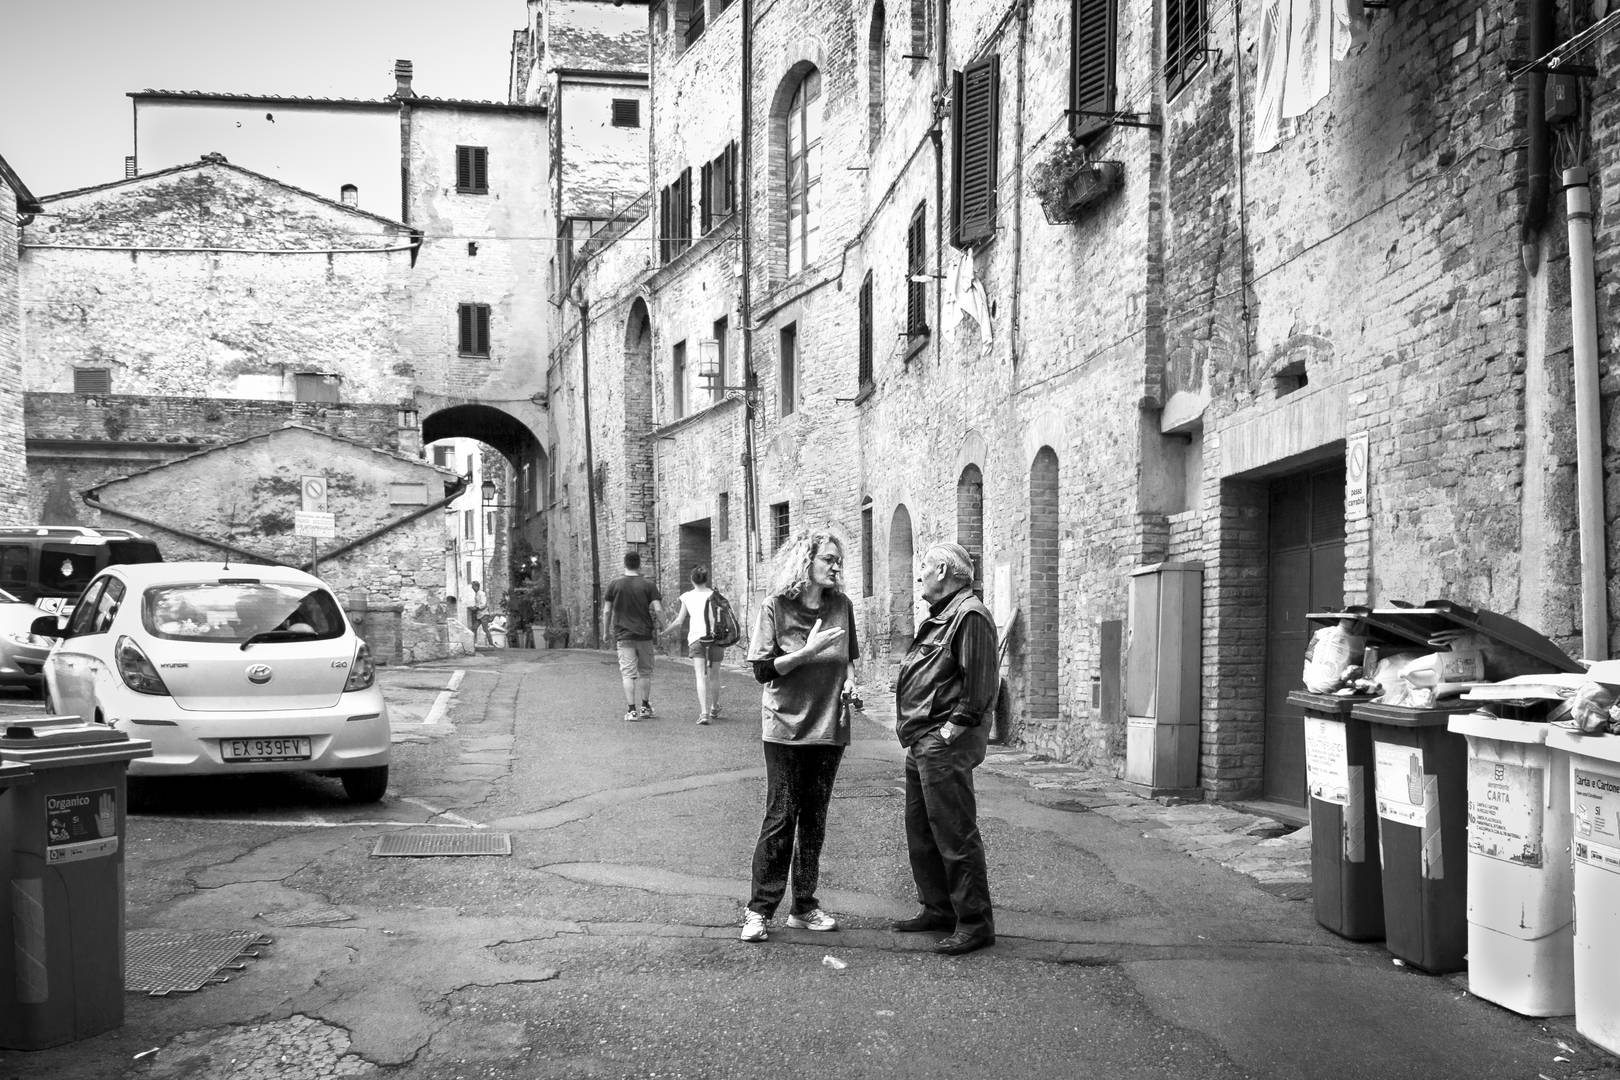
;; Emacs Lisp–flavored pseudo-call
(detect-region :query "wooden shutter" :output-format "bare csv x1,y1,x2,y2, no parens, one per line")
1071,0,1116,139
457,147,488,193
858,274,874,387
611,99,640,127
659,184,672,262
951,57,999,248
678,167,693,248
729,141,740,210
700,160,714,233
73,367,111,394
473,148,488,192
476,304,490,355
906,207,927,335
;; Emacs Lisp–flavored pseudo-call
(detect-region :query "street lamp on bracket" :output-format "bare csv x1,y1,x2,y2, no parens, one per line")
697,338,756,400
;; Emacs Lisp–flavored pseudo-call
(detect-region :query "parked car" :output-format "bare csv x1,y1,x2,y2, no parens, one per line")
0,525,163,618
0,586,55,694
34,561,390,802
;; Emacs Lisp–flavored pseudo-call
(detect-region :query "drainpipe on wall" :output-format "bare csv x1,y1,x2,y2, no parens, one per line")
933,0,948,365
740,0,759,598
576,297,604,648
1563,167,1608,659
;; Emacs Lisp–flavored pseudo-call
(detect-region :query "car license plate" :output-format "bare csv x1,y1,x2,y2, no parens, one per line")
222,737,312,762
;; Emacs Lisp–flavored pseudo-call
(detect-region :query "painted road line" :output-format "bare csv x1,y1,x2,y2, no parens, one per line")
421,669,465,727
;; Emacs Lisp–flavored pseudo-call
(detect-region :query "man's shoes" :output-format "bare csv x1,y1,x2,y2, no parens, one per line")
933,931,994,956
891,912,954,933
739,911,769,942
785,908,838,931
623,708,638,723
696,713,710,725
638,703,655,719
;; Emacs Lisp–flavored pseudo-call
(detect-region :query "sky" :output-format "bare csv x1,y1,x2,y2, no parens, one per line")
0,0,526,197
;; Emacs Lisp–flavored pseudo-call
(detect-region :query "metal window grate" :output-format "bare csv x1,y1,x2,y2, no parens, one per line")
371,830,512,857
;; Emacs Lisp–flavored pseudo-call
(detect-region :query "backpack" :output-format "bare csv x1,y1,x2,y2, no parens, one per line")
701,589,742,648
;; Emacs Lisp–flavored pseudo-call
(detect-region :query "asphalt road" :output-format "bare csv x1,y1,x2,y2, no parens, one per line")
1,649,1617,1080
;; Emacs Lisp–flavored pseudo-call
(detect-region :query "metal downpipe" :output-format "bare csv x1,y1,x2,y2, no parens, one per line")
1563,167,1608,659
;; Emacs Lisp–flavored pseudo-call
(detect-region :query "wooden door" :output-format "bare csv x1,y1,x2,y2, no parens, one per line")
1263,464,1346,803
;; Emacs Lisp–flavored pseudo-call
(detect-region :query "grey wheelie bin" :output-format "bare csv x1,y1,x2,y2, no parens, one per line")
1289,690,1384,940
0,716,151,1050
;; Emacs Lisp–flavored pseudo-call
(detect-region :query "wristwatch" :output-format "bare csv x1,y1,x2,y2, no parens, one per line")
937,721,957,743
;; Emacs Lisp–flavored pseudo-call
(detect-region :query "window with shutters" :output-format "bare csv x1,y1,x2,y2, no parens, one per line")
700,141,738,234
611,98,641,127
868,3,887,149
905,204,928,339
784,69,822,277
1164,0,1207,97
673,339,688,418
73,367,111,395
779,323,798,417
860,497,875,596
711,316,729,404
458,303,491,356
909,0,934,62
951,57,999,248
679,0,705,47
1070,0,1117,140
858,273,874,391
659,168,693,262
455,146,488,194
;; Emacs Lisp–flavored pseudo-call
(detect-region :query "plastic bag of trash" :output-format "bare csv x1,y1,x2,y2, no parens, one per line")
1303,623,1367,693
1569,681,1620,734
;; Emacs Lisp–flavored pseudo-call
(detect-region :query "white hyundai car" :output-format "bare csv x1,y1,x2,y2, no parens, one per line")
36,561,391,803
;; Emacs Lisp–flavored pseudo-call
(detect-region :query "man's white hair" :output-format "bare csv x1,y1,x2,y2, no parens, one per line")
926,542,975,584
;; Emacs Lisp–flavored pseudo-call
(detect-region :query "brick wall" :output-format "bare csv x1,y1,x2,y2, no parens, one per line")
23,392,408,525
0,180,25,524
20,164,417,402
88,425,463,663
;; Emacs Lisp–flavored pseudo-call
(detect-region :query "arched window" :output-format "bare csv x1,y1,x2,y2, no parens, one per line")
785,68,822,276
339,183,358,207
868,3,886,147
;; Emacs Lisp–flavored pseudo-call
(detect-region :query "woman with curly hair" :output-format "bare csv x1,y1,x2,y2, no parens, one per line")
738,526,862,942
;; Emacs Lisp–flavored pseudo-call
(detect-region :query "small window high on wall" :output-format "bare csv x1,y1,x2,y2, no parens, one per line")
456,146,489,194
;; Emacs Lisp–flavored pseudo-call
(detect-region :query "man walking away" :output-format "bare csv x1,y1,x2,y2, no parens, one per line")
602,551,664,722
892,542,998,955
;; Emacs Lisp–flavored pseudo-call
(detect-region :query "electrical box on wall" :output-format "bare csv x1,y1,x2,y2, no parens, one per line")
1546,74,1580,124
1123,562,1203,796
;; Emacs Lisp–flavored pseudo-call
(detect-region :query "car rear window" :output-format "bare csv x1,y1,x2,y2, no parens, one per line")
142,582,346,643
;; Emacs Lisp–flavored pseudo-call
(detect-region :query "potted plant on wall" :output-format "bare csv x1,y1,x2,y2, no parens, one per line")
1028,137,1124,225
1029,136,1094,225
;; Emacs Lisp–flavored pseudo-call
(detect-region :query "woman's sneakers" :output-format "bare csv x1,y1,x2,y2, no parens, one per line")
739,911,769,942
785,908,838,931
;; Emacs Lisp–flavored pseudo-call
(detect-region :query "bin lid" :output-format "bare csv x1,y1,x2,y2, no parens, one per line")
1461,673,1588,702
0,759,32,788
0,716,151,768
1307,600,1581,674
1448,710,1554,746
1350,701,1480,727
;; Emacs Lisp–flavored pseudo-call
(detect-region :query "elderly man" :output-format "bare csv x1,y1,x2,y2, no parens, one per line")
892,541,999,955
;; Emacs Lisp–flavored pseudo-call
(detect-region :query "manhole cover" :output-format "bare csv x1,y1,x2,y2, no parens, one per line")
831,786,897,798
371,830,512,857
126,929,271,996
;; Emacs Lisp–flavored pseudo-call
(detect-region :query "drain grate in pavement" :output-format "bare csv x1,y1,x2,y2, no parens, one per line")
371,830,512,857
126,929,272,996
832,785,898,798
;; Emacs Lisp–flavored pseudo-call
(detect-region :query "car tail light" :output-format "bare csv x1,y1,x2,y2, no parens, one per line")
115,636,171,696
344,640,375,691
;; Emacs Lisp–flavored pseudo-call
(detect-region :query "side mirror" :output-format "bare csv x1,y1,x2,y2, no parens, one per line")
31,615,65,639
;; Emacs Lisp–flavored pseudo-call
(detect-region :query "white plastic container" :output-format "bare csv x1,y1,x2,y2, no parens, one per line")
1449,711,1573,1016
1547,728,1620,1054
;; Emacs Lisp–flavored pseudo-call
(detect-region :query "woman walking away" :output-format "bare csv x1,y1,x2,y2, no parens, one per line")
739,527,862,942
666,565,726,724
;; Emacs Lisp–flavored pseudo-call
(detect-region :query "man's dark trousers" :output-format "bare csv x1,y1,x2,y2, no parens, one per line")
904,724,993,937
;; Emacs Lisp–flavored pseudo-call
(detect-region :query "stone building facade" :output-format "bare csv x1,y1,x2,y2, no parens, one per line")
545,0,1620,804
0,153,39,525
85,425,466,663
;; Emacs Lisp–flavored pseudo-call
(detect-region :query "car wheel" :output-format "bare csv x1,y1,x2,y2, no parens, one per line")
341,765,389,804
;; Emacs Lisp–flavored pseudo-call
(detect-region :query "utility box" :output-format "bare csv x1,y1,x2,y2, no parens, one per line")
1124,562,1203,795
0,717,151,1050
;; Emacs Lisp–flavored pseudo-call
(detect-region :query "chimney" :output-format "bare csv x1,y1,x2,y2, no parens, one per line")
124,155,137,179
394,59,415,99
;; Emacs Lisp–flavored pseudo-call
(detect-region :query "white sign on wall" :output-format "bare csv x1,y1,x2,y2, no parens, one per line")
294,511,336,539
1345,432,1369,519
